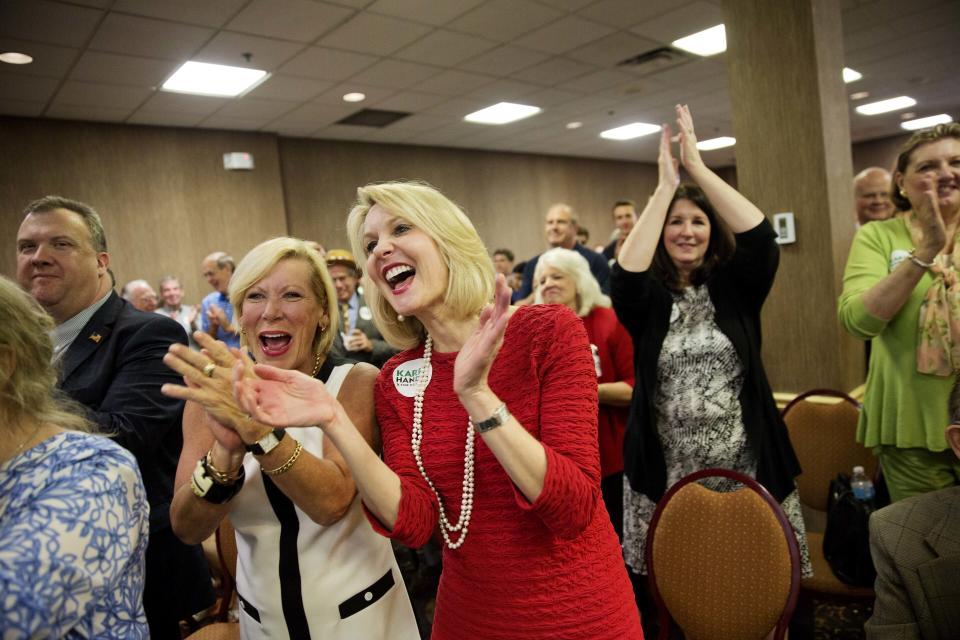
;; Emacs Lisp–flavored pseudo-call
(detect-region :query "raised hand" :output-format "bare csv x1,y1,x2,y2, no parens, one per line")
453,274,512,399
233,361,337,428
658,123,680,190
675,104,704,172
913,177,947,260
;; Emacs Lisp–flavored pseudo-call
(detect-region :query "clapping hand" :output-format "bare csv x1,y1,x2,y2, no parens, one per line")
453,274,512,400
233,360,337,429
913,176,947,261
674,104,704,172
658,123,680,190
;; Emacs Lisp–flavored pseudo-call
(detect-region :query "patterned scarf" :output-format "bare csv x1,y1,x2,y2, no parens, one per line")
907,212,960,376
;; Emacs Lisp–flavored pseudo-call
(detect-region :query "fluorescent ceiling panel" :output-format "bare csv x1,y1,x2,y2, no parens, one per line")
162,61,268,97
843,67,862,83
696,136,736,150
600,122,661,140
672,24,726,57
855,96,917,115
900,114,953,130
464,102,541,125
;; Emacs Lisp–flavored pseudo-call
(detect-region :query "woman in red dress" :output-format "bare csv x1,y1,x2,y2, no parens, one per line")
233,181,642,639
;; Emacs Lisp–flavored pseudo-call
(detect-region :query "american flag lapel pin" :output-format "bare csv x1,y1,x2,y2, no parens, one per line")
89,332,102,343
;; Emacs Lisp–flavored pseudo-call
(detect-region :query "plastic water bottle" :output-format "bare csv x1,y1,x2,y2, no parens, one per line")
850,466,875,502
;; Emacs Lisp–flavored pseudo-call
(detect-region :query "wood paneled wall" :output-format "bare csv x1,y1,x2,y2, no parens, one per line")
278,137,658,261
1,117,287,302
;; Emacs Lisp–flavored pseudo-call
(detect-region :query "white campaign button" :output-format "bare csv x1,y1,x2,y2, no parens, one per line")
364,592,373,602
359,306,373,321
393,357,432,398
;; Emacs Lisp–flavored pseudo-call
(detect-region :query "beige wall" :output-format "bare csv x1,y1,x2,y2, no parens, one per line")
0,115,907,391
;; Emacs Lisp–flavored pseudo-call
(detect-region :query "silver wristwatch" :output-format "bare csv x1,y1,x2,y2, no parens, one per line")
474,403,510,433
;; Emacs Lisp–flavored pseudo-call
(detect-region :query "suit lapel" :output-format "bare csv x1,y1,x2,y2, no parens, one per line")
59,292,122,384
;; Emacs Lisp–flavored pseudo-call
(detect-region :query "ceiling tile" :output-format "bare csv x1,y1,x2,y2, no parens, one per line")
0,38,79,78
510,57,595,85
367,0,486,26
371,90,448,111
412,68,497,95
214,97,299,119
557,68,638,94
319,13,432,56
629,1,724,45
126,110,207,127
225,0,354,43
457,44,549,76
378,112,458,131
566,31,660,67
0,0,103,48
246,74,333,101
46,104,134,122
70,51,175,87
0,99,47,117
277,47,378,81
52,80,153,109
312,83,396,106
447,0,564,41
0,72,60,102
266,101,356,128
199,114,274,130
514,16,616,55
347,59,441,89
89,13,214,60
362,126,421,143
139,91,230,115
111,0,248,28
272,123,322,137
423,95,494,117
192,32,305,71
522,87,582,107
467,78,543,102
537,0,595,9
394,29,497,67
575,0,677,28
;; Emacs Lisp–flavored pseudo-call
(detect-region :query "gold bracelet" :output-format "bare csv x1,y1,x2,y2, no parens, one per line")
205,450,243,485
262,441,303,476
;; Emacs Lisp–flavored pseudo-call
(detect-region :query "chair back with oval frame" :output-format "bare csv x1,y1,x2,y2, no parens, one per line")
646,468,800,640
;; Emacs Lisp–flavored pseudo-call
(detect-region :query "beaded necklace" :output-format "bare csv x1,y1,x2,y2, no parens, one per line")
410,335,476,549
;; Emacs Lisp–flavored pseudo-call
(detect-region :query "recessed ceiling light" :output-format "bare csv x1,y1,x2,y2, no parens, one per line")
0,52,33,64
343,92,366,103
849,91,869,100
696,136,736,150
464,102,541,125
842,67,862,83
162,61,268,97
566,121,583,129
672,24,726,57
901,114,953,131
900,112,916,120
855,96,917,115
600,122,661,141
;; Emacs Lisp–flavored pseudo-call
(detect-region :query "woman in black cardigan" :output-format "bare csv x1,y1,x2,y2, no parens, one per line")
611,105,810,583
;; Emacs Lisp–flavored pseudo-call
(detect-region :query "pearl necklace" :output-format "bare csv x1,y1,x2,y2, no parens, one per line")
410,335,476,549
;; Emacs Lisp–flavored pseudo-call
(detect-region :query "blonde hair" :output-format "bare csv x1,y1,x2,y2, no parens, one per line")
533,247,610,317
347,181,495,350
229,237,338,359
0,276,94,433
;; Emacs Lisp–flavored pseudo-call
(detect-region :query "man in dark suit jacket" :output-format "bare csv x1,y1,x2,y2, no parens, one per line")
866,421,960,639
16,196,213,639
326,249,398,368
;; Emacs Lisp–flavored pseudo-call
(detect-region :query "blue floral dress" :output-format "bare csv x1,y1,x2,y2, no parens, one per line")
1,431,150,638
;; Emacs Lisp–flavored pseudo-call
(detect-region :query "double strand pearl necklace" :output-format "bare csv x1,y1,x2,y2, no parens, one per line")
410,334,476,549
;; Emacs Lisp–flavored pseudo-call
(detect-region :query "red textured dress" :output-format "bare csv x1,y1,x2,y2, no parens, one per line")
366,304,643,639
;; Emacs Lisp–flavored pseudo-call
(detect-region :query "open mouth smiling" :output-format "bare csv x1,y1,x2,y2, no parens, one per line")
384,264,416,291
259,331,292,356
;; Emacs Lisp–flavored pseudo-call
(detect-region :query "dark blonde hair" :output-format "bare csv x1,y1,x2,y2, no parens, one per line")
0,276,94,432
892,123,960,211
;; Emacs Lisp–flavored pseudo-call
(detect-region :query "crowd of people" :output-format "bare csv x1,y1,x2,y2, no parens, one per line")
2,106,959,639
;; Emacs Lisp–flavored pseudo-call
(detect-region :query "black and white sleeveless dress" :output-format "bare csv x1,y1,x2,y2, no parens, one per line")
230,359,420,639
622,285,812,577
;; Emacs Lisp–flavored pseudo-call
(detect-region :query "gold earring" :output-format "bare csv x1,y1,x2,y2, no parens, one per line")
397,314,405,322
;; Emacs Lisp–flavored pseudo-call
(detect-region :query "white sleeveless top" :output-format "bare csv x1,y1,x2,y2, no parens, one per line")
230,361,419,640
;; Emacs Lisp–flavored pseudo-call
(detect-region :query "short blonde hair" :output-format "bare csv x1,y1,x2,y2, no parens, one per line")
229,237,338,359
347,181,495,350
534,247,610,317
0,276,93,433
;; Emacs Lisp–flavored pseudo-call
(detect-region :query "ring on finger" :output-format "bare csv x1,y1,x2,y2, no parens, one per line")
202,362,217,378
